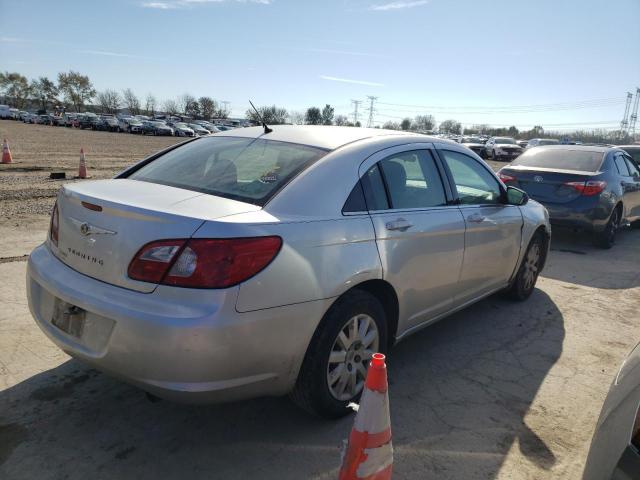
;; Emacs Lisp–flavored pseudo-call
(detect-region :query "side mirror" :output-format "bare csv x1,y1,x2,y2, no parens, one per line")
506,186,529,206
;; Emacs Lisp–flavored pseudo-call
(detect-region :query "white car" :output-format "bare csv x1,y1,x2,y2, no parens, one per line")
485,137,523,161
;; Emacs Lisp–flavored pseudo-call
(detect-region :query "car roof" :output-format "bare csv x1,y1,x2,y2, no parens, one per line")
530,144,615,153
213,125,421,150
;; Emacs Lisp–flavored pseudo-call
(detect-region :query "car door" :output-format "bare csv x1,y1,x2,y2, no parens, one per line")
622,154,640,220
358,144,465,335
437,147,523,305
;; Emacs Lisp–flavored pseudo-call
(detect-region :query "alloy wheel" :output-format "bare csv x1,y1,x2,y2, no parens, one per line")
327,314,379,401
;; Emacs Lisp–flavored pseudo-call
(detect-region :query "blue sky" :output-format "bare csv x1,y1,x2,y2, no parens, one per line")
1,0,639,130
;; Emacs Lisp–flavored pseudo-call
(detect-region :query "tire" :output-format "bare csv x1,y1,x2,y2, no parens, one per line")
508,231,545,301
492,149,498,160
593,206,621,249
290,289,388,418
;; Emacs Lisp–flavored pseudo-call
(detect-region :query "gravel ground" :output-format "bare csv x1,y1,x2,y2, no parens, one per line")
1,120,640,479
0,120,183,225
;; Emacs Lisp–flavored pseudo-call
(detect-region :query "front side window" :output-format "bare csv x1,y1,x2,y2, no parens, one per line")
440,150,502,205
128,137,327,206
378,150,447,209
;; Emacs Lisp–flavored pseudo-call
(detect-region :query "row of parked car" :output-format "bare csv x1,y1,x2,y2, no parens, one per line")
7,109,237,137
456,136,568,160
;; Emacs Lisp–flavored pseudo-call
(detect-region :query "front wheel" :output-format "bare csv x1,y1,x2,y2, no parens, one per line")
508,231,545,301
290,290,387,418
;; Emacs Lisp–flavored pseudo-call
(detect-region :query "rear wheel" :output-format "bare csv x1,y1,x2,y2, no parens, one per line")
508,232,544,301
290,290,387,418
593,206,621,249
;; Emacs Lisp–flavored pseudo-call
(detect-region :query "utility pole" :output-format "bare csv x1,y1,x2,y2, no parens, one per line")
351,99,362,126
620,92,633,134
366,96,378,128
629,88,640,138
221,101,231,117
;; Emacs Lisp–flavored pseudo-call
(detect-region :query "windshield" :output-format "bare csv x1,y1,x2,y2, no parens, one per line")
174,123,189,128
512,149,604,172
150,121,165,126
494,137,516,144
538,139,560,145
462,137,482,143
128,137,328,206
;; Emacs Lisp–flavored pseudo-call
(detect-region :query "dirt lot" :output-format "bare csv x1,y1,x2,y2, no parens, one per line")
1,120,639,480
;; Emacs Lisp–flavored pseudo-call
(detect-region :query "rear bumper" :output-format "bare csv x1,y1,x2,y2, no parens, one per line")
539,198,611,232
27,243,329,403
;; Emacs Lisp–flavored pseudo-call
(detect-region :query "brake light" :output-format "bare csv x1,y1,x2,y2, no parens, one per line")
498,172,517,184
563,180,606,196
50,202,59,247
128,237,282,288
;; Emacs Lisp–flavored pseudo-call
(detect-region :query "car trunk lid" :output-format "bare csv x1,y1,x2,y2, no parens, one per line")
53,179,260,293
500,166,598,204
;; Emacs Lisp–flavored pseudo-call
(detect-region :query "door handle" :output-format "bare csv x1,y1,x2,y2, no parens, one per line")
385,218,413,231
467,213,486,223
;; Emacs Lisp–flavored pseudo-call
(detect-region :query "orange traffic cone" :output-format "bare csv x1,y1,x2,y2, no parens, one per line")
339,353,393,480
2,139,12,164
78,148,87,178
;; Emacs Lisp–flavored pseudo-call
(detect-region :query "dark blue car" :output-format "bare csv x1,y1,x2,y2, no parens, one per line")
498,145,640,248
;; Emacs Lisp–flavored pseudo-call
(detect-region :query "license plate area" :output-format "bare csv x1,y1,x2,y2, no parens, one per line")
52,299,86,338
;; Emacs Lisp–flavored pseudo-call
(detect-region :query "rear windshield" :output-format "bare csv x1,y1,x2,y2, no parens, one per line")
512,149,604,172
128,137,327,206
538,139,560,145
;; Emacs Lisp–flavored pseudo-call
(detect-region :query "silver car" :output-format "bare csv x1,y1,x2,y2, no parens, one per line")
27,126,551,417
583,342,640,479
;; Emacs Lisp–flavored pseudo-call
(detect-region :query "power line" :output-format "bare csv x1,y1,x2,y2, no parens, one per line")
375,96,626,114
366,96,378,128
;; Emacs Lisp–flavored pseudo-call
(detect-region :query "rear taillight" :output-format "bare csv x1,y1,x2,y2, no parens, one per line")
498,172,516,184
50,202,59,247
128,237,282,288
563,180,606,196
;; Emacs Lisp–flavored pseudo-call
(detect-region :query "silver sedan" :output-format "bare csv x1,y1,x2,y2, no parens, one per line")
27,126,551,417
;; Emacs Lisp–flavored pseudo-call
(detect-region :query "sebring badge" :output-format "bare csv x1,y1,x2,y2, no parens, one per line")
533,175,544,183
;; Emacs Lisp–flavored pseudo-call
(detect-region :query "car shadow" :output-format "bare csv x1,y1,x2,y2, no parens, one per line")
541,226,640,289
0,290,563,480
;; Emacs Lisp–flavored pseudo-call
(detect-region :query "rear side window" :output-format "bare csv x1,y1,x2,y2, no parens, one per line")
614,155,631,176
624,156,639,177
361,164,389,211
128,137,327,206
378,150,446,209
512,149,604,172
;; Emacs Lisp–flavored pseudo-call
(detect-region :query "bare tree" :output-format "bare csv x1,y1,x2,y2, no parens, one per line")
289,110,305,125
382,121,400,130
245,105,288,125
178,93,196,115
122,88,141,115
163,99,179,115
198,96,217,120
334,115,348,126
412,114,436,131
321,104,334,125
145,93,157,116
439,119,462,134
97,89,122,114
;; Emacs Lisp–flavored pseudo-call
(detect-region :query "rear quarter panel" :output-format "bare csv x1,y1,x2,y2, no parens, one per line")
192,214,383,313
